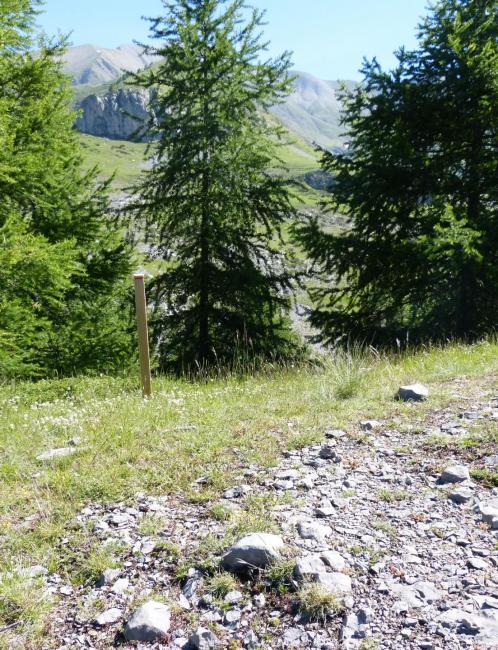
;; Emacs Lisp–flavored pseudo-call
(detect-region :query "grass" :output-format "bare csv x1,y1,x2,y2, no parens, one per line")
1,340,498,644
78,129,325,205
377,489,410,503
297,583,343,622
206,573,238,599
79,133,148,188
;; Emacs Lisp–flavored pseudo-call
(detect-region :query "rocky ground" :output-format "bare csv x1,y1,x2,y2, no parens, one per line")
27,378,498,649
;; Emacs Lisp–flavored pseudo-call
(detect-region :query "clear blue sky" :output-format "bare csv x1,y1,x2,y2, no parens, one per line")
38,0,430,80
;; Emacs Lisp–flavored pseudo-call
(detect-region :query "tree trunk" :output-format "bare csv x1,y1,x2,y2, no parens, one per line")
455,118,483,338
198,58,211,365
198,173,210,364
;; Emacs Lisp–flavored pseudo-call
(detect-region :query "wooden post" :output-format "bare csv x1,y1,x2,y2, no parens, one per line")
133,273,152,398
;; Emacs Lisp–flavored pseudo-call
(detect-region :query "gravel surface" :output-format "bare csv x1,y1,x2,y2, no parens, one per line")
38,381,498,649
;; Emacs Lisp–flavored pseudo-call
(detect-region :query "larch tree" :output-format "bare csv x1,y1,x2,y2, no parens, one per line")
131,0,300,372
296,0,498,347
0,0,135,377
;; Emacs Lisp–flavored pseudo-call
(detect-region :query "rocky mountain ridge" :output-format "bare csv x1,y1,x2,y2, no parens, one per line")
66,44,352,148
63,44,156,86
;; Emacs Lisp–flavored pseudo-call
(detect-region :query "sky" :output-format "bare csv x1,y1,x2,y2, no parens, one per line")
38,0,430,80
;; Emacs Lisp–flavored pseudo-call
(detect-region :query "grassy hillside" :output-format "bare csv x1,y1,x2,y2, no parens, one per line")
0,341,497,646
79,131,324,207
79,134,148,189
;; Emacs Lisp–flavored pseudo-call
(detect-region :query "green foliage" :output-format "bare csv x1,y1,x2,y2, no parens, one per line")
297,583,342,622
0,0,134,379
130,0,301,372
296,0,498,346
0,215,79,377
206,572,238,598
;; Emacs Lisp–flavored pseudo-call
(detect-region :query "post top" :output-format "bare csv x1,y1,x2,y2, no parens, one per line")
133,273,145,279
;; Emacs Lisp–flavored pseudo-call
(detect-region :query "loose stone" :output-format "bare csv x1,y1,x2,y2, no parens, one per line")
221,533,284,573
124,601,171,642
95,608,122,626
437,465,470,484
189,627,219,649
397,384,429,402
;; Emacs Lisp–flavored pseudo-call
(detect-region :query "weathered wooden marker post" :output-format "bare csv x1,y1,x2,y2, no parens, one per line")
133,273,152,398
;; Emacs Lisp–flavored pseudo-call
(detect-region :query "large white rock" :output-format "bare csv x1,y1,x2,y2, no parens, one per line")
438,465,470,484
95,608,122,626
397,384,429,402
320,550,347,572
437,608,498,645
222,533,284,573
315,571,352,595
124,601,171,642
297,521,332,543
294,554,326,579
477,500,498,529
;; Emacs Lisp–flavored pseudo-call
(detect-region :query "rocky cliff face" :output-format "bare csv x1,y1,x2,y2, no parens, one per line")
75,89,153,141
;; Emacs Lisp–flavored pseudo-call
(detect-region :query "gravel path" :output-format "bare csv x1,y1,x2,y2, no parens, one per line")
41,377,498,649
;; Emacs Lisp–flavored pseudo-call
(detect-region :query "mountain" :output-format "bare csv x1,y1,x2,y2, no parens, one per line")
63,44,156,86
65,44,352,148
271,72,354,147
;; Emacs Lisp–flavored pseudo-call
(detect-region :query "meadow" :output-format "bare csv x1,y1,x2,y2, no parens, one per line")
1,341,497,645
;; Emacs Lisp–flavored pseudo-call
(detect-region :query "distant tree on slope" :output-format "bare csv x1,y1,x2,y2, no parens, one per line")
296,0,498,346
130,0,300,372
0,0,134,378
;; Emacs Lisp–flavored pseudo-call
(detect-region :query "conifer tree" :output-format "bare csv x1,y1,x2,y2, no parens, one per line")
131,0,299,371
0,0,134,377
296,0,498,346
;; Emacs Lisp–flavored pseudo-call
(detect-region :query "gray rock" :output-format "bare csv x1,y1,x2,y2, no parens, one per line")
467,557,488,570
320,550,346,572
189,627,219,649
315,571,352,595
124,601,171,642
448,487,473,504
253,593,266,608
341,609,371,646
182,569,203,598
298,476,314,490
297,521,332,542
244,630,259,648
319,444,340,461
76,88,155,141
95,608,122,626
222,533,284,573
397,384,429,402
437,608,498,645
224,608,241,627
25,565,48,578
111,577,129,594
294,554,326,579
36,447,77,462
96,568,121,587
477,500,498,529
224,590,243,604
224,486,244,499
483,454,498,468
360,420,380,431
437,465,470,484
283,627,305,647
179,594,191,610
389,580,441,610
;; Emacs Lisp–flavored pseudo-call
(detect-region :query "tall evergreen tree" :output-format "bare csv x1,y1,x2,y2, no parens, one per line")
296,0,498,346
0,0,134,377
131,0,299,371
